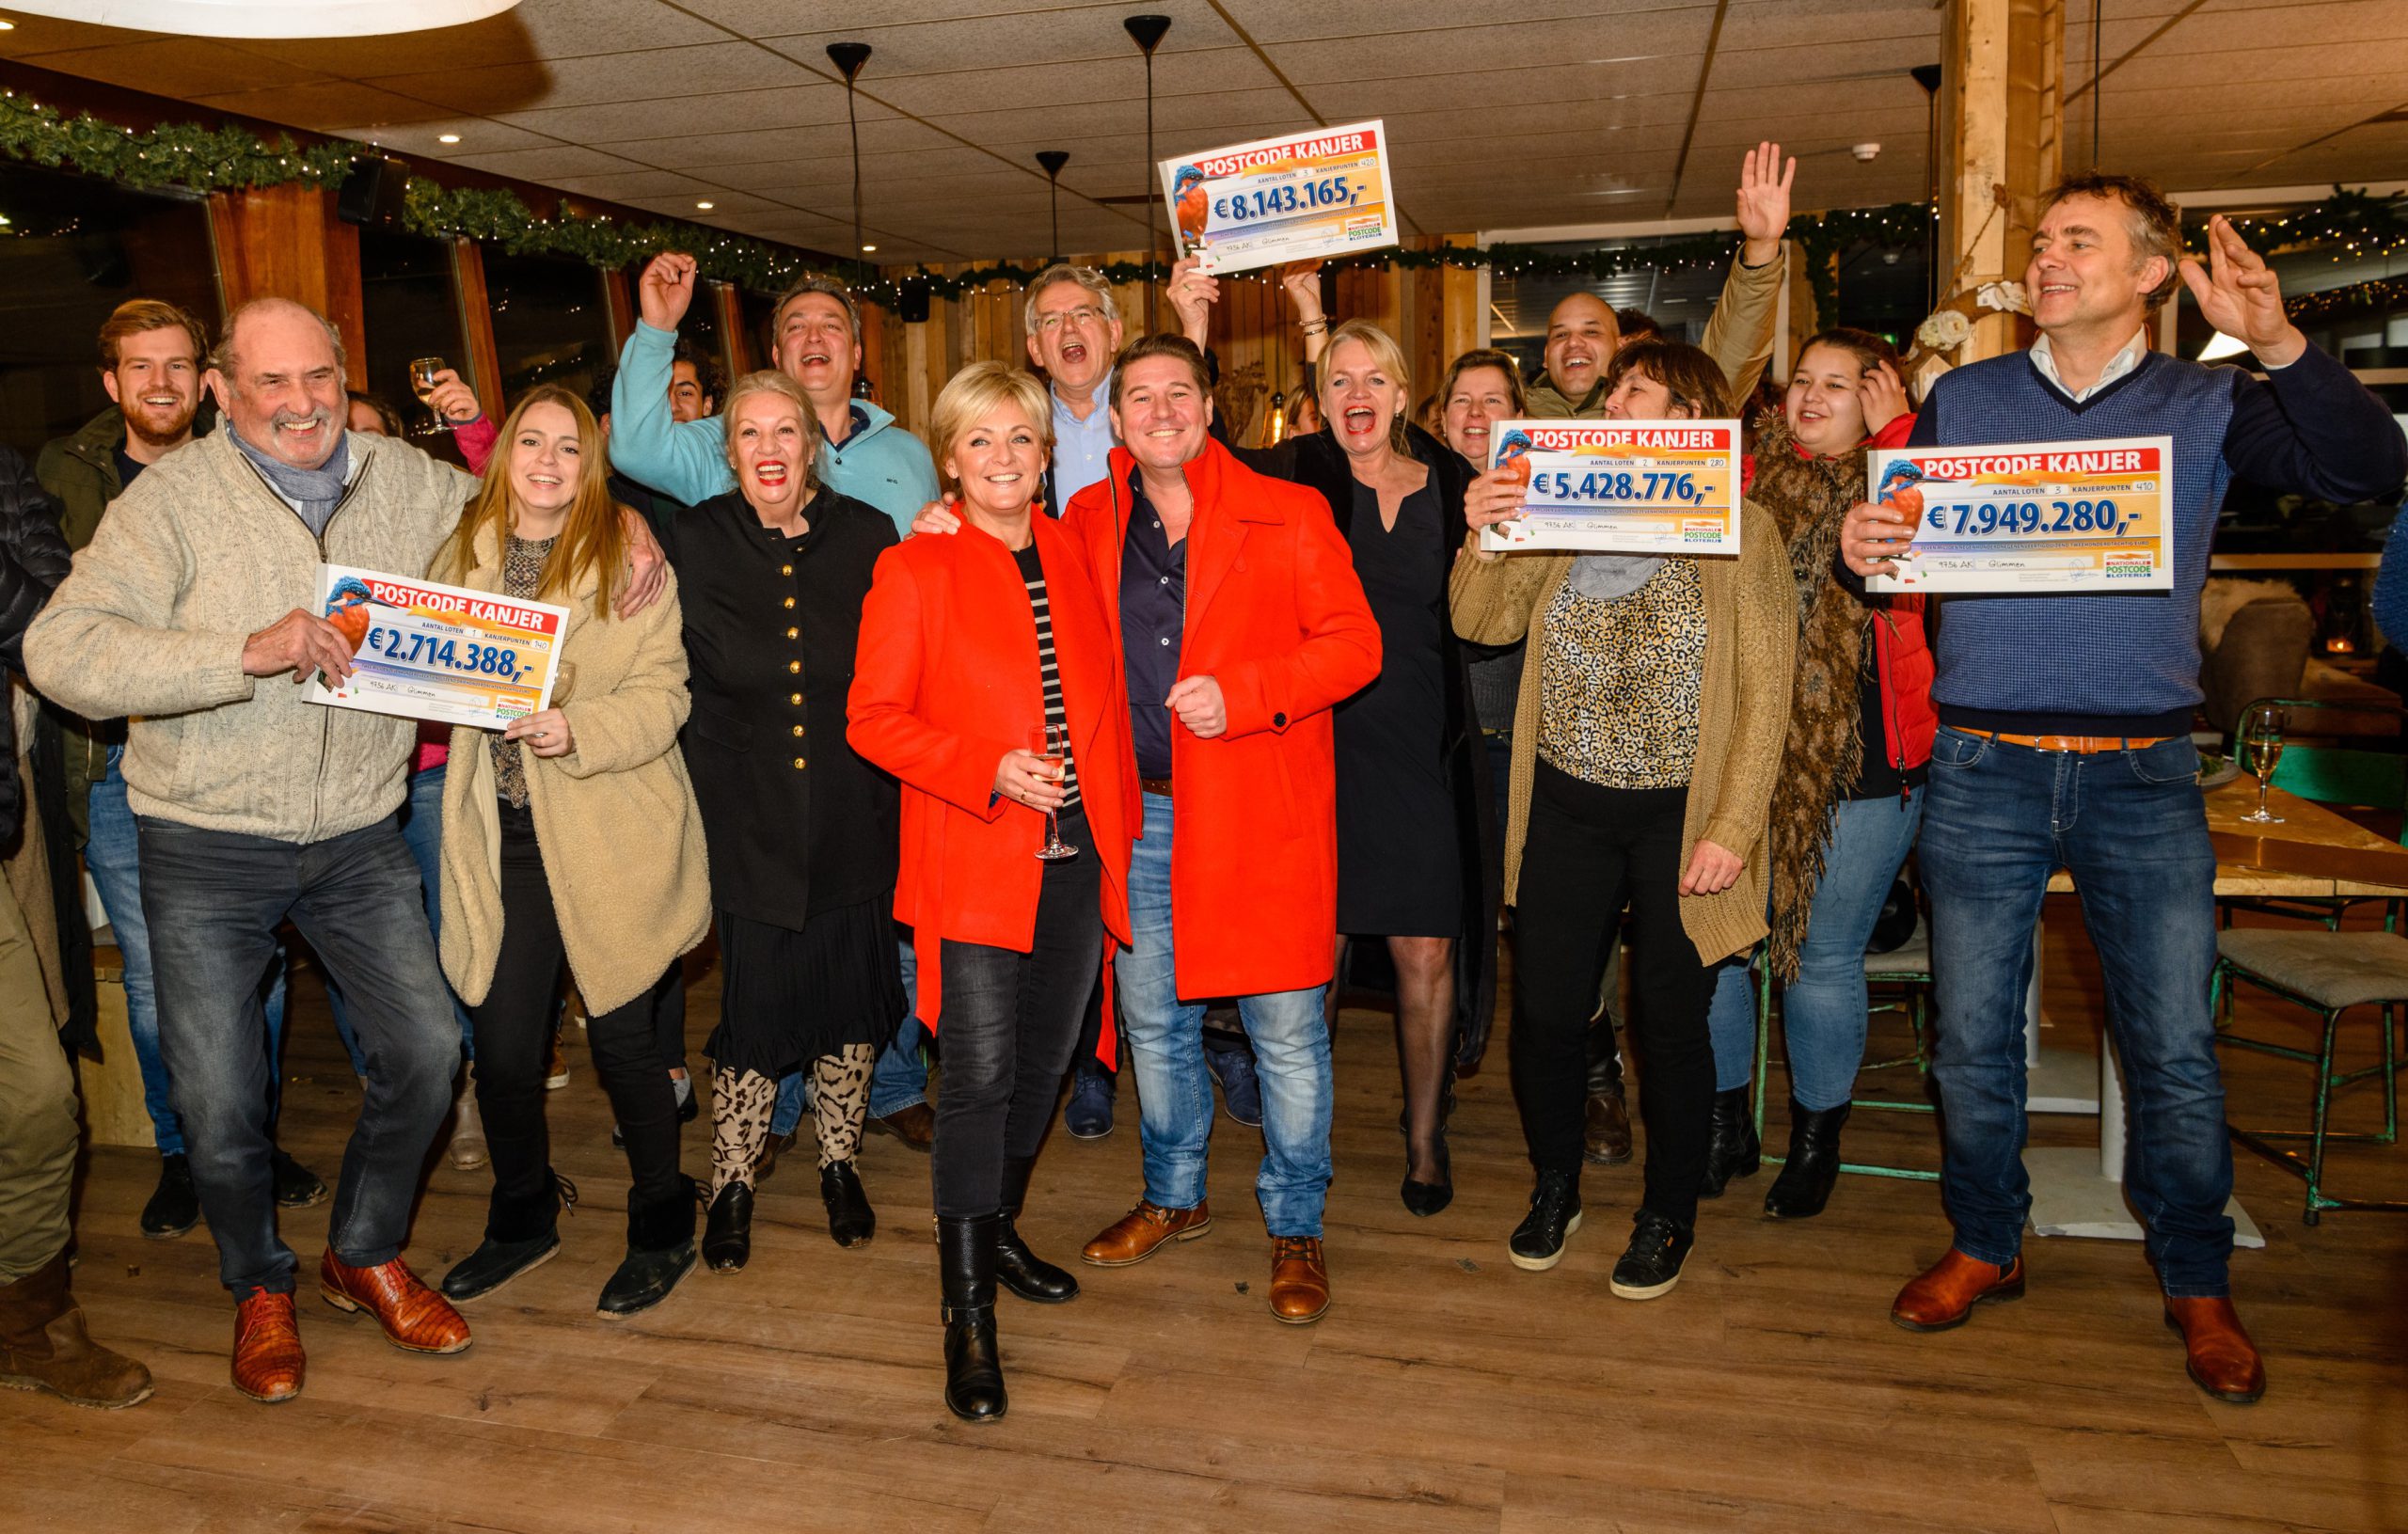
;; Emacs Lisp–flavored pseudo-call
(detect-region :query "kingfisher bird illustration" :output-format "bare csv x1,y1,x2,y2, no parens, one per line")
323,576,374,656
1875,459,1930,504
1495,427,1535,483
1172,165,1210,245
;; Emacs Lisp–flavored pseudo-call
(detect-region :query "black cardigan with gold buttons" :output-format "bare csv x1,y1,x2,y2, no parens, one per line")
660,485,900,930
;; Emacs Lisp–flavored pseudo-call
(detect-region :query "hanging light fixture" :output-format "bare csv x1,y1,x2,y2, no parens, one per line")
1124,15,1171,331
8,0,518,36
828,41,873,282
1037,150,1070,262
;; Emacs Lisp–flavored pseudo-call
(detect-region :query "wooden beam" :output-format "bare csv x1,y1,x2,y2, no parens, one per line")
207,183,368,387
450,238,504,422
711,280,748,378
602,267,635,355
1440,234,1480,373
1939,0,2064,361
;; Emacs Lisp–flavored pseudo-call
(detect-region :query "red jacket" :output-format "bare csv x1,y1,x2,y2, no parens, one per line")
1742,411,1936,777
847,514,1133,1052
1062,440,1380,999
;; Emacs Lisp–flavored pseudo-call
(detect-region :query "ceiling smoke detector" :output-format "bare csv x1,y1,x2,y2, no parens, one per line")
1851,143,1882,163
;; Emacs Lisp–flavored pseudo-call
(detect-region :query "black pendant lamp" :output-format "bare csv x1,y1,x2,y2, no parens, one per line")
1037,150,1070,262
828,41,873,281
1123,14,1171,330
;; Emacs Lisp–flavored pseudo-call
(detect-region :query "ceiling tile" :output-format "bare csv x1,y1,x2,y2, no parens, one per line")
370,41,812,116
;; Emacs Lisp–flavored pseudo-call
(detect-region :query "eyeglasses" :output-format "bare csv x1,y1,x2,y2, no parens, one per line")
1035,305,1110,335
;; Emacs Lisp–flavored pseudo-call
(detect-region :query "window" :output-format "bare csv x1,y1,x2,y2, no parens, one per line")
0,163,220,459
358,227,467,449
483,249,612,406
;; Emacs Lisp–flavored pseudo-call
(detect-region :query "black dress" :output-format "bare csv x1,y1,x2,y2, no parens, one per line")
660,486,908,1077
1334,478,1463,936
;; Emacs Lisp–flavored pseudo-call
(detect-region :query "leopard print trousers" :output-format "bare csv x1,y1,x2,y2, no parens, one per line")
710,1067,777,1196
811,1044,874,1168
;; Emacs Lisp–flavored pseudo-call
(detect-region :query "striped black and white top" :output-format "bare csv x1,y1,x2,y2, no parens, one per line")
1012,541,1080,810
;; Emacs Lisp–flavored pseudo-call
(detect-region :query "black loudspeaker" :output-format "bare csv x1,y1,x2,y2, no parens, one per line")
337,156,409,227
896,276,932,324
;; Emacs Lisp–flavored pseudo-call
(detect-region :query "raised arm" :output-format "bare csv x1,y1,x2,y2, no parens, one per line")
846,549,1012,821
610,254,738,507
1212,496,1381,739
1701,141,1794,404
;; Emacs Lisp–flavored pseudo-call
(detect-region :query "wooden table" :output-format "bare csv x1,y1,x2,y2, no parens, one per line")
2026,776,2408,1243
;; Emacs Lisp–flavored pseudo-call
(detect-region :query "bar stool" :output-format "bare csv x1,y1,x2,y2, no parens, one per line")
1749,922,1940,1184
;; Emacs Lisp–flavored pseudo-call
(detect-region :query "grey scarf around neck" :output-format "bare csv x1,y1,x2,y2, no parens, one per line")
1565,553,1664,601
230,423,353,536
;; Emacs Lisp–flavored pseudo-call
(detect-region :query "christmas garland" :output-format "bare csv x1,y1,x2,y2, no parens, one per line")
398,180,825,294
0,87,355,191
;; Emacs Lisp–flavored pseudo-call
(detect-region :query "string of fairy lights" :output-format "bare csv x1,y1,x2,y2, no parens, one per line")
1,87,2402,323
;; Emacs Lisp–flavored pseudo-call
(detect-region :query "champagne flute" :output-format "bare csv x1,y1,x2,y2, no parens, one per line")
408,356,452,435
2239,704,2287,825
1029,722,1078,861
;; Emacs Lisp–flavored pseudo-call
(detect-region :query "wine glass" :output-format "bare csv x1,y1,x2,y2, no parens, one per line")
1029,722,1078,861
2239,704,2287,825
408,356,452,435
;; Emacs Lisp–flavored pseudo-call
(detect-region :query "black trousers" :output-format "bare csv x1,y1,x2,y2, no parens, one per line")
931,807,1102,1218
1509,763,1715,1230
469,803,683,1236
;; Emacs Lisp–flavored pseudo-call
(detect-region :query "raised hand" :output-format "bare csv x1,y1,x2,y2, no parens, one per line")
1735,141,1796,266
1858,360,1909,439
1278,261,1325,324
1168,255,1222,347
425,368,481,424
2179,215,2305,368
637,252,700,332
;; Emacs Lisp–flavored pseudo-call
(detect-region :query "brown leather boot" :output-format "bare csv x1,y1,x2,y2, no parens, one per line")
231,1290,304,1404
1584,1084,1633,1165
320,1250,471,1354
0,1255,152,1409
1268,1237,1330,1324
1891,1250,2025,1332
2165,1296,2266,1404
868,1103,936,1152
1080,1200,1212,1267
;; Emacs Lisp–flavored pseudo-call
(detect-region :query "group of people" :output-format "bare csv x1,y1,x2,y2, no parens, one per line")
0,142,2400,1424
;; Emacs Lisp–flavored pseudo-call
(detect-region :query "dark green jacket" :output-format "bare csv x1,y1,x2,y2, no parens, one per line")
34,405,129,554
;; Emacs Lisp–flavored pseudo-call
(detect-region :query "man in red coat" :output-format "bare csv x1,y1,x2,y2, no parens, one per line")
1068,335,1378,1323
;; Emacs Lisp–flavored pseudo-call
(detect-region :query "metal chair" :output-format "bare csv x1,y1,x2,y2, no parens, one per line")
1749,921,1940,1184
2210,698,2408,1223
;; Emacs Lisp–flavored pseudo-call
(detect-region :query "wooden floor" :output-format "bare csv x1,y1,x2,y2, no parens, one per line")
8,893,2408,1533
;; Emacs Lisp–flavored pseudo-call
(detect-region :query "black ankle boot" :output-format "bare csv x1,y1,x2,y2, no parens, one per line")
703,1182,753,1273
442,1171,574,1301
600,1178,699,1317
995,1156,1078,1304
1764,1099,1852,1220
938,1212,1007,1421
819,1160,876,1249
1698,1086,1761,1198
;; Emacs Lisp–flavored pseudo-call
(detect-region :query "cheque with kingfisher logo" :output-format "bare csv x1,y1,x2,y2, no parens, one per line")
1160,119,1398,276
301,562,569,731
1477,419,1742,556
1863,435,2174,593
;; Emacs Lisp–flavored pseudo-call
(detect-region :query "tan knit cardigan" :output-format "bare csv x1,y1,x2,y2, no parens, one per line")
1449,507,1797,965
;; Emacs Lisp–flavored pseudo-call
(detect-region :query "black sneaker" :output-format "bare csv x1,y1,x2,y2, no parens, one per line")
1608,1210,1695,1300
270,1148,327,1210
440,1231,562,1301
140,1153,199,1239
596,1241,697,1319
1507,1169,1582,1272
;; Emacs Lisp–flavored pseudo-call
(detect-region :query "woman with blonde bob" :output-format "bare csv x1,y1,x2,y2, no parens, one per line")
850,361,1133,1422
433,384,712,1320
659,370,907,1274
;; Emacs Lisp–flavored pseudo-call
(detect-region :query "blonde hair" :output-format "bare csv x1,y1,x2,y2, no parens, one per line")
929,362,1054,492
437,385,626,616
1321,319,1414,451
720,370,821,493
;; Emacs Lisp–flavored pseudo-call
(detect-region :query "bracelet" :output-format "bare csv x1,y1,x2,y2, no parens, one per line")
1299,319,1328,334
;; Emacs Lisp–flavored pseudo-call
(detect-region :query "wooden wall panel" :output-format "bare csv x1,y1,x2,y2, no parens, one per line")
450,238,504,422
208,182,368,388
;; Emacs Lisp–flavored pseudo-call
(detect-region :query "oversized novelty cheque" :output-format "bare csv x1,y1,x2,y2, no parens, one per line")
301,562,569,730
1477,419,1743,555
1861,436,2174,593
1159,119,1398,276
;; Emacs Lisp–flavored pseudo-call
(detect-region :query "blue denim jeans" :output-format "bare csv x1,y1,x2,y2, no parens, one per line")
326,763,471,1076
1116,793,1332,1237
88,744,287,1158
1707,788,1925,1106
139,814,460,1297
1921,727,2231,1297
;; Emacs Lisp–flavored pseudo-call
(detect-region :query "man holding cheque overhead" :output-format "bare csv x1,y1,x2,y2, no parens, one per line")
1840,174,2406,1404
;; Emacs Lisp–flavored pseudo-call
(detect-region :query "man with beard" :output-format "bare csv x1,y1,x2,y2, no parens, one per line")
36,300,329,1239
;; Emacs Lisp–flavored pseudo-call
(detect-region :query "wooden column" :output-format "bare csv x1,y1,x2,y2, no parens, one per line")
1938,0,2063,361
711,280,748,377
206,182,368,387
450,238,505,421
603,267,636,353
1440,234,1480,372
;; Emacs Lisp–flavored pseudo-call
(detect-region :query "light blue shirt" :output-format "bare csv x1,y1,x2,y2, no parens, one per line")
1050,370,1117,514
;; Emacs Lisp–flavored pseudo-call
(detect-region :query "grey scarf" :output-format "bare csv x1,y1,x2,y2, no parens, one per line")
230,423,353,536
1565,553,1664,601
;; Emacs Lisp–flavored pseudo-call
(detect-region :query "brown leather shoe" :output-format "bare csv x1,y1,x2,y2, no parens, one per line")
1584,1084,1633,1165
230,1290,304,1404
1268,1237,1330,1324
868,1102,935,1153
0,1254,153,1409
1891,1250,2025,1332
2165,1296,2266,1404
1080,1200,1212,1267
319,1250,471,1355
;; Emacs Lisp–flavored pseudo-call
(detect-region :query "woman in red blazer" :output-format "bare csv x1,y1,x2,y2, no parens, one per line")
848,362,1132,1425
